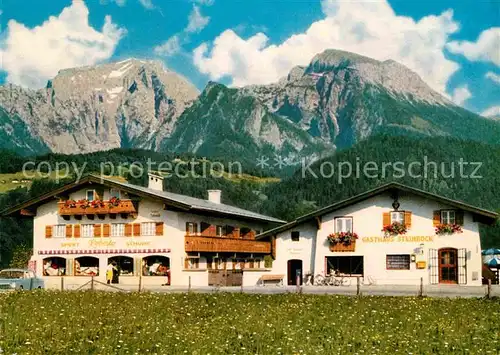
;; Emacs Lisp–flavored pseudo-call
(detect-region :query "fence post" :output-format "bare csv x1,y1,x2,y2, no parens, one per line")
60,277,64,291
188,276,191,292
487,279,492,299
91,276,94,291
356,276,361,296
138,273,142,293
419,277,423,297
296,275,301,293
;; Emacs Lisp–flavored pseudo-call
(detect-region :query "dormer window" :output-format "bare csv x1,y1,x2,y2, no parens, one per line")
110,188,121,199
86,190,95,201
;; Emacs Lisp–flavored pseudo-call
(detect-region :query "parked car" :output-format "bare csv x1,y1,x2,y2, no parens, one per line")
0,269,44,291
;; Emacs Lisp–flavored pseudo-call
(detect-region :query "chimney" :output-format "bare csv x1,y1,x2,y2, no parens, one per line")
207,190,221,204
148,172,164,191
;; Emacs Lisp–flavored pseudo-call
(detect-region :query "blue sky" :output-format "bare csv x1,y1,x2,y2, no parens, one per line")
1,0,499,117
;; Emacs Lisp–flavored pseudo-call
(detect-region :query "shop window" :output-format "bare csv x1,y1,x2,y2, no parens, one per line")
43,257,66,276
335,217,353,233
142,256,170,276
386,255,411,270
141,222,156,236
108,256,134,276
291,231,300,242
326,256,363,276
75,256,99,276
184,255,200,269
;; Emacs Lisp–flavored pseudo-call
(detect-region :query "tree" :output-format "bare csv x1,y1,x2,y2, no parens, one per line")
8,244,32,269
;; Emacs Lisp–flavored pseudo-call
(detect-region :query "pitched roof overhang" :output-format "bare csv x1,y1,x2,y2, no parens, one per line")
256,182,499,239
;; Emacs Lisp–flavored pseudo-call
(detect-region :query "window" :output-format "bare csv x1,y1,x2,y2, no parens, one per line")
186,222,197,235
53,225,66,238
110,188,121,199
386,255,411,270
326,256,363,276
335,217,353,233
390,212,404,224
185,257,200,270
43,257,66,276
141,222,156,236
75,257,99,276
291,231,300,241
108,256,134,276
441,210,456,225
142,256,170,277
81,224,93,238
86,190,95,201
111,223,125,237
216,225,224,237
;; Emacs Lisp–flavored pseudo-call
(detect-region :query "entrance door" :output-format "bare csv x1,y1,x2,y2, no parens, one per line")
438,248,458,284
287,259,303,285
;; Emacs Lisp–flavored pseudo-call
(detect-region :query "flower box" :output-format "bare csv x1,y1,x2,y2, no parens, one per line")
329,240,356,252
382,222,407,237
435,224,463,236
327,232,358,252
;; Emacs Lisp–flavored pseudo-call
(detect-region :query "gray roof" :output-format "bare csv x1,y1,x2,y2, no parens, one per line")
1,174,285,224
99,176,285,223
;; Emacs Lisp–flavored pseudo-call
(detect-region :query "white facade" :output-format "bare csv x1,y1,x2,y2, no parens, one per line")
31,184,275,289
267,191,484,286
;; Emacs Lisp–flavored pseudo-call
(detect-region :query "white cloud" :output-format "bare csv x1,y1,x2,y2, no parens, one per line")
186,5,210,33
193,0,460,94
450,85,472,106
0,1,126,89
485,71,500,84
138,0,154,9
447,27,500,66
154,35,181,57
481,105,500,119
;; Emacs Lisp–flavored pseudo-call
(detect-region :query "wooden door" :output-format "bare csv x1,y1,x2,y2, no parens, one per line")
438,248,458,284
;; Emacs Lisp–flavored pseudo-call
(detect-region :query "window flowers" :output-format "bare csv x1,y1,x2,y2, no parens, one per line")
382,222,407,237
435,224,463,236
327,231,359,245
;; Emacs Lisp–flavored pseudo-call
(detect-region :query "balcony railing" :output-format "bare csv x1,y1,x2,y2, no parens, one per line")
185,236,271,254
58,199,136,216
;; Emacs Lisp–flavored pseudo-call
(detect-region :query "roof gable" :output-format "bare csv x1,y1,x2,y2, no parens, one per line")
257,182,498,239
1,175,285,224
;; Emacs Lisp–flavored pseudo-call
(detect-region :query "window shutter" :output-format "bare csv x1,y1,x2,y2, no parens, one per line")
383,212,391,226
103,224,110,237
404,211,412,228
73,225,81,238
66,225,73,238
133,223,141,236
94,224,101,237
155,222,164,236
184,258,189,269
125,223,133,237
433,210,441,226
45,226,53,238
456,210,464,226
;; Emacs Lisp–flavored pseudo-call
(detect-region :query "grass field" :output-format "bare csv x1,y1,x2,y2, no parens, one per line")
0,292,498,354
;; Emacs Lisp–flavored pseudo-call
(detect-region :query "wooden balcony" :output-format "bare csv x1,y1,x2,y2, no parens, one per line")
185,236,271,254
58,200,136,216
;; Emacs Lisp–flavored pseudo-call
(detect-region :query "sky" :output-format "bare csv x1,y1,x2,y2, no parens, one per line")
0,0,499,117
